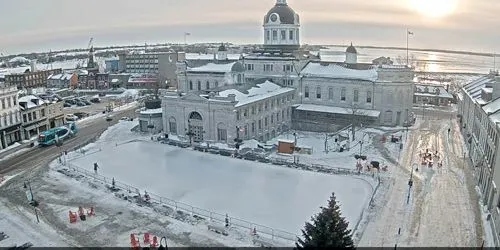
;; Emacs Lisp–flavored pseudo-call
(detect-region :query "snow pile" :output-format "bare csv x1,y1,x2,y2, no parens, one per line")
0,142,22,154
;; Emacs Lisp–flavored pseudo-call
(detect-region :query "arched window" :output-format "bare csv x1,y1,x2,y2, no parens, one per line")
197,81,201,91
169,117,177,134
215,81,219,87
206,81,210,90
304,86,309,98
237,74,242,83
189,81,193,90
189,112,202,120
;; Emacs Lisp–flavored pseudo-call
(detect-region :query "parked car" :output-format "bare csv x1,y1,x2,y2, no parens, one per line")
65,114,78,121
63,103,71,108
65,99,76,105
73,112,89,119
82,99,92,105
90,97,100,103
76,101,86,107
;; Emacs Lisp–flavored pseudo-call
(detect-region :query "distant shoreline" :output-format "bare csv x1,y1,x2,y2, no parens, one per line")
324,45,496,58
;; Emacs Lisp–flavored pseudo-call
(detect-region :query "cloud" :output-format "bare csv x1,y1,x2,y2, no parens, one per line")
0,0,499,54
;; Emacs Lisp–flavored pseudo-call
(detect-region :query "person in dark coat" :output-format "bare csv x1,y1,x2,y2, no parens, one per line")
94,163,99,174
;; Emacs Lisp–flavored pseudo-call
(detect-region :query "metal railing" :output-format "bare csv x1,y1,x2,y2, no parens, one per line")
62,162,299,244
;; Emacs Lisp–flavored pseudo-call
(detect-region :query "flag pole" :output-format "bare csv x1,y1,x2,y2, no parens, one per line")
406,29,409,66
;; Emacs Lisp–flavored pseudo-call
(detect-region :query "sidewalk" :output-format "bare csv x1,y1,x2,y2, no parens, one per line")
0,138,37,161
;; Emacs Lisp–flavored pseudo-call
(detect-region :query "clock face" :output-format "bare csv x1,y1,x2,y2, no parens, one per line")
270,13,278,22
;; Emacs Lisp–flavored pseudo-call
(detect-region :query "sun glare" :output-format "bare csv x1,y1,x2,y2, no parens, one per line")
408,0,458,18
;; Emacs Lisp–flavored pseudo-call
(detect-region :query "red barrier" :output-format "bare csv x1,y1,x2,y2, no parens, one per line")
130,233,140,250
69,211,77,223
152,236,158,247
143,232,151,245
86,206,95,216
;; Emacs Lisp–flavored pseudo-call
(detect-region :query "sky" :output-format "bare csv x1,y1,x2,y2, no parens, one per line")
0,0,499,55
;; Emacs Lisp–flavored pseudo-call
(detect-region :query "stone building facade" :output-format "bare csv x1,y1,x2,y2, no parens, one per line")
0,84,22,149
163,81,295,143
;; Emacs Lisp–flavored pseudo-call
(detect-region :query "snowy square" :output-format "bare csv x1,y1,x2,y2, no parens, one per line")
68,122,374,235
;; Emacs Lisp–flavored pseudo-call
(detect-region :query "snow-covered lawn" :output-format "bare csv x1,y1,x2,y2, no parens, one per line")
265,128,402,171
0,200,69,247
63,121,374,239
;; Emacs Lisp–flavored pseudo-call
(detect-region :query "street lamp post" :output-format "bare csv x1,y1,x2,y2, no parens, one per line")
234,126,243,152
185,120,194,146
23,180,40,223
407,163,417,204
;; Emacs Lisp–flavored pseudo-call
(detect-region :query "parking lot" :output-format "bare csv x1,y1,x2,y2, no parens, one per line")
62,96,130,117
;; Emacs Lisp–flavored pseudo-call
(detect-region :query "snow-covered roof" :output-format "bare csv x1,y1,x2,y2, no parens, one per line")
185,53,241,60
463,75,495,99
187,62,238,73
18,95,48,109
414,85,453,99
47,73,73,81
218,81,295,108
489,110,500,124
301,62,378,82
482,98,500,114
295,104,381,118
8,56,29,63
140,108,162,114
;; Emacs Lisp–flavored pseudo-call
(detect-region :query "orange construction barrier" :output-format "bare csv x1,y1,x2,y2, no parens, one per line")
69,211,77,223
130,233,140,250
152,236,158,247
143,232,151,245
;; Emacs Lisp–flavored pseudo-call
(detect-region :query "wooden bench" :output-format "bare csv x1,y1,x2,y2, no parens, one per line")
207,223,228,236
252,237,275,248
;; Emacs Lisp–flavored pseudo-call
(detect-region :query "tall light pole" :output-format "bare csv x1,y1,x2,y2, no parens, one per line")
24,180,40,223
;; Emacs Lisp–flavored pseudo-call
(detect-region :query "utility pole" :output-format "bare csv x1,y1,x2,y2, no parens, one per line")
324,133,329,154
407,164,416,204
24,180,40,223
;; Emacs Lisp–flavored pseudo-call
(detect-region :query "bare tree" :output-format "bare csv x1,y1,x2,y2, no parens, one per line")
344,103,367,142
396,54,417,67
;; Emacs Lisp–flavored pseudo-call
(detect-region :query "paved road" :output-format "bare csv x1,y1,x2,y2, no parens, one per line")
359,111,483,247
0,107,139,175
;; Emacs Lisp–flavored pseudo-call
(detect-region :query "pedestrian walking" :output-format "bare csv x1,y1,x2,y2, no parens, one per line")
94,162,99,174
448,128,451,134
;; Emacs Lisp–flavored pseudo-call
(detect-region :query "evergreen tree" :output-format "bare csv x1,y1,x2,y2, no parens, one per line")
296,192,354,249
